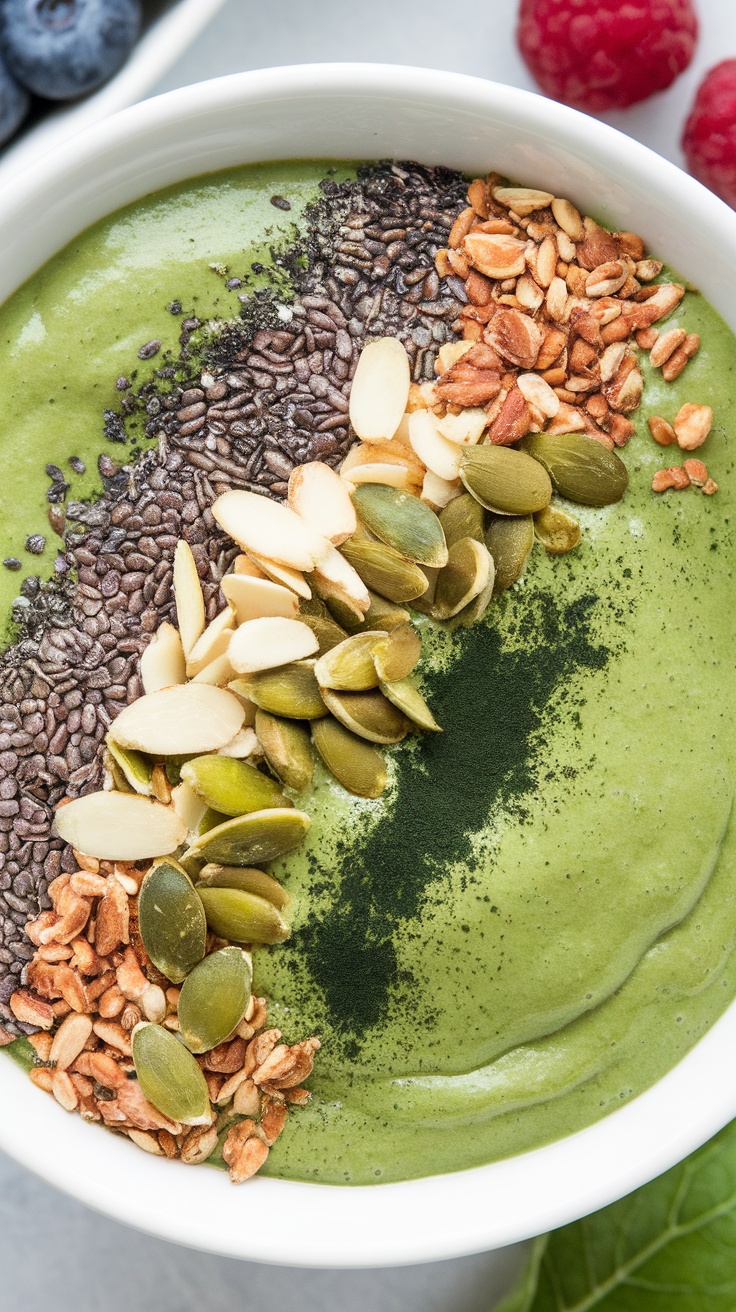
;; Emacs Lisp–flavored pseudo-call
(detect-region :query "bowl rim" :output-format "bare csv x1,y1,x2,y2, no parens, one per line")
1,60,736,1269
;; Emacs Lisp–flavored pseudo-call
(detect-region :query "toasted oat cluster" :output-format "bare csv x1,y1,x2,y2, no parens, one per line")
432,176,717,494
13,859,319,1183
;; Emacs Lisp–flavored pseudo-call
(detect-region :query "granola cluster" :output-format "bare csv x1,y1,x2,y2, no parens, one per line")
5,853,318,1182
431,176,717,494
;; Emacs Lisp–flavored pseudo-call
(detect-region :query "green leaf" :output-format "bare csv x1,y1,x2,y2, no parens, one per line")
496,1120,736,1311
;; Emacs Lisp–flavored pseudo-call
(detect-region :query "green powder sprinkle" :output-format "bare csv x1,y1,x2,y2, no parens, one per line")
296,589,612,1049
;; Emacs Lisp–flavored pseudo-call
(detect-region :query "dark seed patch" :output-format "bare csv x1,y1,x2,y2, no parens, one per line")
0,161,469,1033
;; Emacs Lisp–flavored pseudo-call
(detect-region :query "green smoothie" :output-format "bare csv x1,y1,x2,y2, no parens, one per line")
0,162,733,1186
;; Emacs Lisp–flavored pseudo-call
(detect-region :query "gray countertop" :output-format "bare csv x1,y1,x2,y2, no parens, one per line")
3,0,735,1305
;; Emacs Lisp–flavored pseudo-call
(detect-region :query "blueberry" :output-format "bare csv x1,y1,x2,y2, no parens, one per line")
0,45,30,143
2,0,141,101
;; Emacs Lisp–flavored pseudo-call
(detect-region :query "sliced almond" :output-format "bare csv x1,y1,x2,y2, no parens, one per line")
461,232,527,279
347,461,418,491
221,574,299,624
233,554,268,579
173,540,206,658
435,408,488,446
191,653,237,686
110,684,245,755
492,186,554,216
436,340,475,374
341,440,424,476
212,489,328,572
53,793,187,862
140,623,186,695
408,410,463,481
248,553,312,600
186,607,236,677
421,469,462,510
349,337,411,443
516,374,560,418
228,618,318,675
217,727,261,759
171,781,207,835
312,544,371,611
288,462,357,545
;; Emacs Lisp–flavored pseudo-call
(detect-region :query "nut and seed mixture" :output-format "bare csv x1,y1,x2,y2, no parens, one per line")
0,162,468,1036
0,161,722,1179
17,853,318,1180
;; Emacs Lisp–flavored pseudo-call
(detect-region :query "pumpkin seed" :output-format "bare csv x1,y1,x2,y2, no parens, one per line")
197,863,289,909
311,717,388,798
485,515,535,592
522,432,628,506
198,807,231,835
105,738,153,796
299,610,349,655
132,1022,211,1125
372,623,422,683
178,947,253,1054
439,492,486,547
360,591,412,632
255,711,314,792
181,756,288,817
198,887,291,945
310,572,369,629
433,537,494,620
351,484,448,568
110,684,245,756
456,571,496,628
534,504,582,554
341,538,428,604
314,631,389,691
460,444,552,515
230,663,327,720
320,688,410,744
53,792,187,863
185,807,311,867
379,678,441,732
164,753,198,787
138,859,207,984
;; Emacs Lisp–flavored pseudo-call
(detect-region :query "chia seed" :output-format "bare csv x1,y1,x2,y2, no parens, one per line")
270,195,291,211
0,160,469,1033
25,535,46,556
137,340,161,361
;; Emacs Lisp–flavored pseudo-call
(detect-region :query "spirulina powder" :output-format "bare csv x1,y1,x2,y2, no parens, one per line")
297,587,612,1051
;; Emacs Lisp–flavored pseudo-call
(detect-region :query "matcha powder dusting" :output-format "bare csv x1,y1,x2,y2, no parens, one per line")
297,588,612,1048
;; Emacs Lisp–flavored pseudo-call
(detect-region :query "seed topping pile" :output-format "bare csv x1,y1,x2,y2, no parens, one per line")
0,161,725,1183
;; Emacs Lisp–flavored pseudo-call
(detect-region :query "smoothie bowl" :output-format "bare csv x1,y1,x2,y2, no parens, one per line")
0,65,734,1266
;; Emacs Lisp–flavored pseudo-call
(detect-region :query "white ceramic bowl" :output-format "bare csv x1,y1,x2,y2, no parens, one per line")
1,63,736,1269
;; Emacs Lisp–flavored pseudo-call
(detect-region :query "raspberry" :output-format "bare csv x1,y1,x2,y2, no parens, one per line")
682,61,736,209
517,0,698,113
